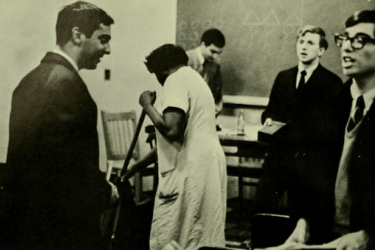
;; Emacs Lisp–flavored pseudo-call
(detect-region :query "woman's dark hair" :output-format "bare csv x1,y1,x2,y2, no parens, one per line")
144,44,188,74
56,1,114,45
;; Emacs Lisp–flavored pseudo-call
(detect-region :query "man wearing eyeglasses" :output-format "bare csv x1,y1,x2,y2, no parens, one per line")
285,10,375,250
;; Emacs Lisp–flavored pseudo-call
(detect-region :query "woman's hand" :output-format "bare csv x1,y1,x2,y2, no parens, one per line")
139,91,156,109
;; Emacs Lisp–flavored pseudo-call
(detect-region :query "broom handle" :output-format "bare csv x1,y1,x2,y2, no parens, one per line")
119,109,146,178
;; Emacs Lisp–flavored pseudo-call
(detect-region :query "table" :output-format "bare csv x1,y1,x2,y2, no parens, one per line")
144,124,270,193
218,126,270,211
218,125,269,161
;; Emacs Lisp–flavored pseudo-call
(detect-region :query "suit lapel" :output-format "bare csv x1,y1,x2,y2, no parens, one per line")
304,64,323,86
41,52,77,73
288,66,299,94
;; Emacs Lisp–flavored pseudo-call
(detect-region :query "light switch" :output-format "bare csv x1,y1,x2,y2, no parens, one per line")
105,69,110,80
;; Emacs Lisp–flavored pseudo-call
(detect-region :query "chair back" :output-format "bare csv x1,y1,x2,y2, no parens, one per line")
101,110,140,162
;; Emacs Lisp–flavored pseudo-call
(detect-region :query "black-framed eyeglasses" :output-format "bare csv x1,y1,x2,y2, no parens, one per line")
335,33,375,50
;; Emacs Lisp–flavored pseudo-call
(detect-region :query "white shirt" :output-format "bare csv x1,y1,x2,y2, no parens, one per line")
296,61,319,88
195,47,205,66
52,46,79,72
350,79,375,118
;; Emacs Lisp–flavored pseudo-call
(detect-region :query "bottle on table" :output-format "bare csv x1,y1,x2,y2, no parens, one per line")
237,109,245,135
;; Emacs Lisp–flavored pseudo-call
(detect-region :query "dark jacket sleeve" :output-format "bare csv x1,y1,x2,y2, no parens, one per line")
262,72,289,124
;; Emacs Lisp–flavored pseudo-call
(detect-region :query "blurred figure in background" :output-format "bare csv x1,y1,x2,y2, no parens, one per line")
186,28,226,116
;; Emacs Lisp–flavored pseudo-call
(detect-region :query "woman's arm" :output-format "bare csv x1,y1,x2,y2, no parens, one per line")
140,91,186,143
122,147,157,180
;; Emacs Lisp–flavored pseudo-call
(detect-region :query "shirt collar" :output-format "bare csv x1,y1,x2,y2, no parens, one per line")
350,79,375,114
298,61,319,81
195,47,205,65
52,46,79,72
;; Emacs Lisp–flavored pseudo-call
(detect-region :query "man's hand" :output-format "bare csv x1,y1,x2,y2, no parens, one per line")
285,218,310,244
265,118,273,126
107,181,120,205
335,230,369,250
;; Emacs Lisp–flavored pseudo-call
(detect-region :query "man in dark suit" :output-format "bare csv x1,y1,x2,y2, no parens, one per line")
186,28,225,115
285,10,375,250
254,25,346,233
4,2,118,249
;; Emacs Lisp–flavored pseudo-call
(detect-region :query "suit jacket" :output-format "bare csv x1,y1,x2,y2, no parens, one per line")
336,79,375,246
6,52,110,249
256,64,347,242
296,79,375,247
186,48,223,112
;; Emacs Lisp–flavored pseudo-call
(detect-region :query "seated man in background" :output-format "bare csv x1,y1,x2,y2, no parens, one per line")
186,28,225,116
254,25,346,239
286,10,375,250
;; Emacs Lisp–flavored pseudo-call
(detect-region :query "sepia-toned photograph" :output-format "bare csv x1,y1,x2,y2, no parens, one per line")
0,1,375,249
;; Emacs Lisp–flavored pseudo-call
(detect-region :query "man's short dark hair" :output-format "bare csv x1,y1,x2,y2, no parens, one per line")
346,10,375,36
297,25,328,50
145,44,188,74
201,28,226,48
56,1,114,45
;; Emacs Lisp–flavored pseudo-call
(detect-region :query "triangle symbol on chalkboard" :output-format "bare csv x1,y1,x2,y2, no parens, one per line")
284,14,302,26
243,10,261,25
263,10,281,26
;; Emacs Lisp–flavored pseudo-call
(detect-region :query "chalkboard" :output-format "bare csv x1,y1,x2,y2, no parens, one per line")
176,0,375,97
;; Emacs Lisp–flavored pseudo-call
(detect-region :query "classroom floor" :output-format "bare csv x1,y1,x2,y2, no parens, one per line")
225,197,253,250
129,194,255,250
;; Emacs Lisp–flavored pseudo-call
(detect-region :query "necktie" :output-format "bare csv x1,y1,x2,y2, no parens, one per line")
347,95,365,132
296,70,306,93
202,60,209,82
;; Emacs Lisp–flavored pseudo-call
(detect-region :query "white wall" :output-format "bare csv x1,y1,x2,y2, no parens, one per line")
0,0,177,175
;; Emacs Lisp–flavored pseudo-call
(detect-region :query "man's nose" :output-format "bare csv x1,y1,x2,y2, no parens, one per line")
341,38,353,52
104,43,111,55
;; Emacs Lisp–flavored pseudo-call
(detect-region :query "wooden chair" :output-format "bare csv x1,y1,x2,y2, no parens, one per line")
101,110,143,203
224,144,268,219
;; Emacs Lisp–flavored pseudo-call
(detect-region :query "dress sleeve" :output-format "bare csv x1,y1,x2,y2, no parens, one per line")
161,73,189,114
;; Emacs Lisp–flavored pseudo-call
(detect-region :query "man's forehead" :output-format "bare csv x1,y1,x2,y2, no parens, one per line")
345,23,375,38
208,44,222,53
299,32,320,40
95,23,111,35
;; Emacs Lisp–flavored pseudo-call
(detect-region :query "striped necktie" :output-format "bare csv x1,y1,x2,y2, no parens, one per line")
347,95,365,132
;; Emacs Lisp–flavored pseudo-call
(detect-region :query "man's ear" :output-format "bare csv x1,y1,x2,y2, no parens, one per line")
71,27,84,45
318,47,325,57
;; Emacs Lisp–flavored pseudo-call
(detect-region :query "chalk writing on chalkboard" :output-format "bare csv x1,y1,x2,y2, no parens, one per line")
176,0,367,97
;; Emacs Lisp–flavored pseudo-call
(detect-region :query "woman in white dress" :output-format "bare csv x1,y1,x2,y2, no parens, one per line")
124,44,227,250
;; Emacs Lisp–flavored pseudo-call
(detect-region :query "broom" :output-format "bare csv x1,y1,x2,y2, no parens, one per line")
107,109,146,250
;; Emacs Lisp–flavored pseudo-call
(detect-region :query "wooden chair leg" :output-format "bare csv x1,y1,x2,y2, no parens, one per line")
106,161,114,181
238,176,244,220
